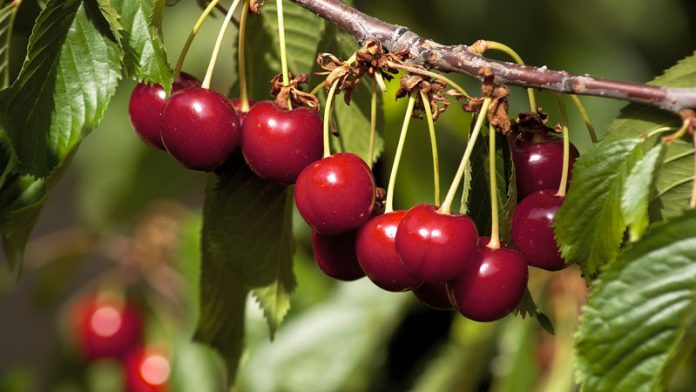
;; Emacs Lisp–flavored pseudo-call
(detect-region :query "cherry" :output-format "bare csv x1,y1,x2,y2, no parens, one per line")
160,87,241,171
295,153,376,234
511,189,566,271
124,347,170,392
241,101,323,184
509,134,579,200
128,73,199,150
73,297,142,360
412,282,453,310
311,230,365,281
355,210,421,292
230,98,257,121
448,245,528,322
395,204,479,283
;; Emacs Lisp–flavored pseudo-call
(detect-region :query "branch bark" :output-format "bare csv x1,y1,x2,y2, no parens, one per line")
291,0,696,114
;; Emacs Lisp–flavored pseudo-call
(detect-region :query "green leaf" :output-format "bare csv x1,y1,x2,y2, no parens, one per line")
0,1,21,87
575,209,696,392
0,0,123,177
112,0,171,86
95,0,124,45
554,138,644,278
622,143,664,242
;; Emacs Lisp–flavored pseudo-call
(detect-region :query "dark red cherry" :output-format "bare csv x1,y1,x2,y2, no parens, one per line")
355,210,421,292
412,282,452,310
241,101,323,184
160,87,241,171
73,297,143,360
448,245,528,322
124,347,170,392
311,230,365,281
395,204,479,283
295,153,376,234
230,98,257,121
128,73,200,149
511,189,566,271
509,134,579,200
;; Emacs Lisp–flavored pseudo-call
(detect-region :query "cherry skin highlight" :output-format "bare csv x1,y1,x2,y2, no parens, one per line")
295,153,376,234
160,87,241,171
73,298,143,361
241,101,323,184
128,73,199,149
509,134,579,200
448,245,528,322
511,189,566,271
412,282,453,310
312,230,365,281
355,210,421,292
124,347,170,392
395,204,479,283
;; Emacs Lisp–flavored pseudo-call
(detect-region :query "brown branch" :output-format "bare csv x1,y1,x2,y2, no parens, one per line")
291,0,696,114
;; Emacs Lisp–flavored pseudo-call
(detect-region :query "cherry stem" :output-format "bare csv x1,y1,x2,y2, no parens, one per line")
570,95,598,143
644,126,674,140
439,97,492,214
322,79,339,157
663,119,690,143
385,93,417,213
368,77,378,168
481,41,536,113
691,131,696,208
386,61,470,98
419,90,441,206
487,122,501,250
310,81,324,96
276,0,292,108
238,0,251,112
554,94,571,197
174,0,221,81
202,0,242,89
374,71,388,92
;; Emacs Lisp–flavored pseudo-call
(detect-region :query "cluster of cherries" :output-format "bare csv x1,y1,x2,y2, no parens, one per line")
72,296,170,392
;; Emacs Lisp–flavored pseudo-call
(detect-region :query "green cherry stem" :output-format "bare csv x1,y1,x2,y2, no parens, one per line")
385,93,418,213
570,95,598,143
419,90,441,206
690,131,696,208
276,0,292,108
553,94,571,197
439,97,492,214
174,0,221,80
237,0,251,112
487,122,501,250
202,0,242,89
368,77,378,168
322,79,339,157
481,41,536,113
386,61,471,98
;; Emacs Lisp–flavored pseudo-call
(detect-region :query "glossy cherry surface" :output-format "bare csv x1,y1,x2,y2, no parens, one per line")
160,87,241,171
509,135,579,200
241,101,323,184
124,348,170,392
395,204,479,283
295,153,376,234
511,189,566,271
73,298,142,360
448,245,528,322
412,282,453,310
355,210,421,292
312,230,365,281
128,73,199,149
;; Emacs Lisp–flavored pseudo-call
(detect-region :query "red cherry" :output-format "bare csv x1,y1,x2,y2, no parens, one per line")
124,347,170,392
395,204,479,282
230,98,257,121
160,87,241,171
241,101,323,184
511,189,566,271
412,282,453,310
355,210,421,292
509,134,579,200
128,73,200,149
448,245,528,322
73,298,142,361
295,153,376,234
311,230,365,281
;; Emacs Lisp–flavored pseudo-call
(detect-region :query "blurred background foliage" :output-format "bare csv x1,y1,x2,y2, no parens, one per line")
1,0,696,391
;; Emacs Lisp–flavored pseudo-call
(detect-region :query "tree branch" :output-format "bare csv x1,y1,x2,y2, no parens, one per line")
291,0,696,114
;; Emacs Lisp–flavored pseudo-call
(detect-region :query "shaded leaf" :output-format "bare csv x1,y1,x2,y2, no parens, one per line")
0,1,21,87
622,143,664,241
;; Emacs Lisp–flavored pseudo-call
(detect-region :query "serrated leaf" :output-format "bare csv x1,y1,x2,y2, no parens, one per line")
95,0,123,45
0,1,20,87
513,288,555,335
0,0,122,177
554,138,644,278
622,143,664,242
575,209,696,392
